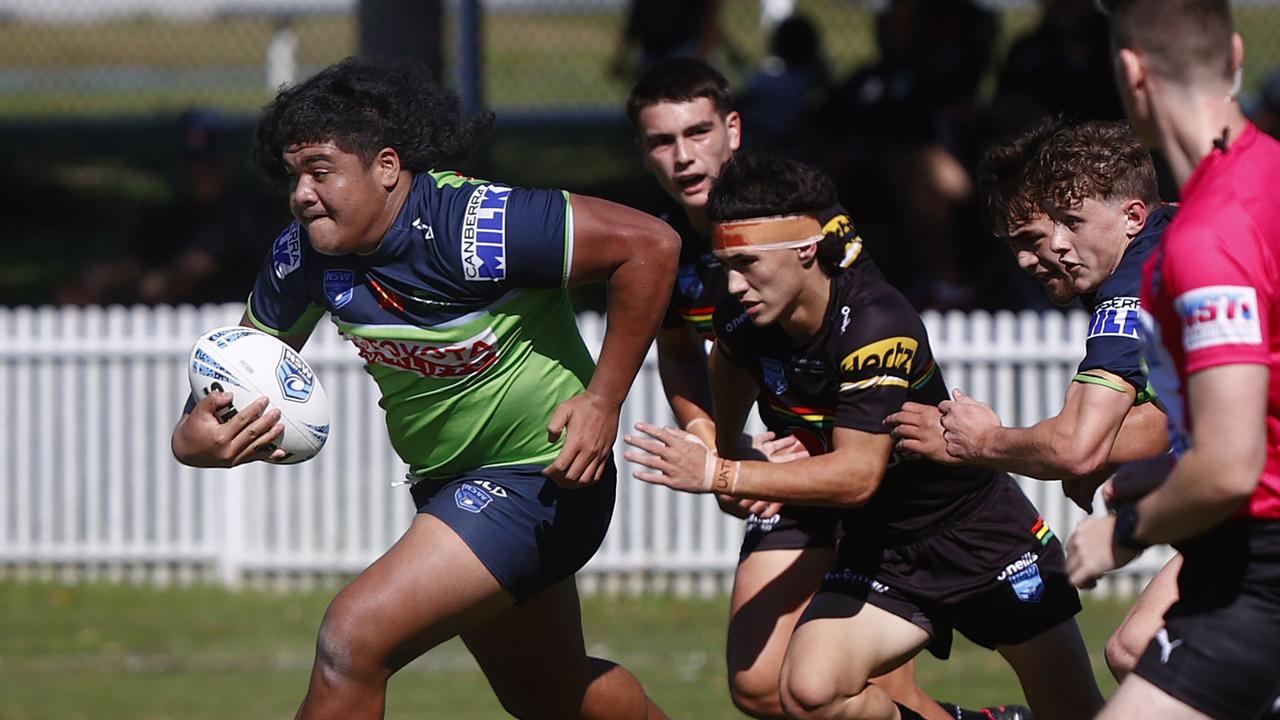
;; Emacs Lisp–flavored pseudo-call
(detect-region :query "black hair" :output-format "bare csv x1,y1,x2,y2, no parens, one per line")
707,152,849,275
625,57,734,129
252,56,495,184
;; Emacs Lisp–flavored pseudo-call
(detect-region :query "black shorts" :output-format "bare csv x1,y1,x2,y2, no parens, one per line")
1134,519,1280,720
409,460,616,604
740,505,843,557
821,476,1081,659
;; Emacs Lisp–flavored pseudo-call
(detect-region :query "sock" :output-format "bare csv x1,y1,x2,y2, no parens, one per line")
936,702,987,720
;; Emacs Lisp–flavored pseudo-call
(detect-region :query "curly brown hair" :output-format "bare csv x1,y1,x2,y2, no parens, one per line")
1030,121,1159,213
976,117,1066,237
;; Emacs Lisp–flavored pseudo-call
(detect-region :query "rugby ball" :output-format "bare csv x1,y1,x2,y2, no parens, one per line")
187,325,330,464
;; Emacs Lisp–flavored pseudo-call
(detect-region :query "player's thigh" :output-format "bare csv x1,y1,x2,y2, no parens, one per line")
996,616,1102,719
728,546,836,674
460,577,595,716
781,590,931,705
1098,674,1215,720
1111,554,1181,653
318,513,512,673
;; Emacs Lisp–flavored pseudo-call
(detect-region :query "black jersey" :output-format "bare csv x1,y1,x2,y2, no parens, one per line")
713,262,995,539
659,200,870,340
1076,204,1175,402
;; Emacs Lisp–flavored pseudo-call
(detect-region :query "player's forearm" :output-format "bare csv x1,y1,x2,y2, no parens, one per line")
657,355,714,432
588,239,678,408
978,420,1103,480
1134,447,1259,544
729,454,881,506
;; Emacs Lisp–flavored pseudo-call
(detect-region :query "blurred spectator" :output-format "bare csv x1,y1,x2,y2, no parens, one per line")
1248,67,1280,139
991,0,1122,136
56,109,271,306
820,0,998,310
610,0,721,81
737,14,832,161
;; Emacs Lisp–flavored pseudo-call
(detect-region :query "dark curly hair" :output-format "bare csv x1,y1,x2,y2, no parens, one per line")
252,57,494,184
976,117,1066,237
707,152,851,275
1031,120,1159,212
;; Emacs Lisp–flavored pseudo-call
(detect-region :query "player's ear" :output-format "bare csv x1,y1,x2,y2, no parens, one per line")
1116,48,1146,107
1123,199,1148,239
724,111,742,153
1231,32,1245,87
796,241,819,266
374,147,401,190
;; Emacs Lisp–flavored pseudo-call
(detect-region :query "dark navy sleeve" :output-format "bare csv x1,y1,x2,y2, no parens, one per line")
246,221,325,336
459,184,571,289
833,299,927,434
1076,255,1148,395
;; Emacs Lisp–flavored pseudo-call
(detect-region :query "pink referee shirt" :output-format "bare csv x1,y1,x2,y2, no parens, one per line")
1141,122,1280,521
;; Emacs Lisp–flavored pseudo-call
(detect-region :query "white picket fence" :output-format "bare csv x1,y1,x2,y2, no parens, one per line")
0,304,1171,596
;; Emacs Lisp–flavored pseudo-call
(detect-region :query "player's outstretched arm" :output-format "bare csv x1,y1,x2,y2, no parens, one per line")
542,194,679,488
940,372,1159,480
171,313,313,468
625,424,889,507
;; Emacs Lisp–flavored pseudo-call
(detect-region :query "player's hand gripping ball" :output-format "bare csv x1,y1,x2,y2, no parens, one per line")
188,326,330,464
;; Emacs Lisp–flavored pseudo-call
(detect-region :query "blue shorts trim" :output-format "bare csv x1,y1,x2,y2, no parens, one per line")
409,460,616,603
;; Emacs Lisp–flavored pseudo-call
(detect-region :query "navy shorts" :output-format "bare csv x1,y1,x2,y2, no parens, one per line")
408,460,616,604
1135,520,1280,720
821,477,1081,659
740,505,843,557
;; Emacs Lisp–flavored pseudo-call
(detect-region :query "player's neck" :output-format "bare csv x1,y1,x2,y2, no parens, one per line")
358,170,415,255
1155,87,1248,189
779,272,832,343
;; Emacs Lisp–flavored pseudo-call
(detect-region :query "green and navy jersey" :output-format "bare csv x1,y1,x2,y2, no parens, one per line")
247,171,594,479
714,263,994,539
1076,204,1175,403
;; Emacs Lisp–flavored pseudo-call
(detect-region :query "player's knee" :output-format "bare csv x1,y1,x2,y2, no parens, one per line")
1105,626,1145,679
779,670,846,720
312,601,388,684
728,666,786,719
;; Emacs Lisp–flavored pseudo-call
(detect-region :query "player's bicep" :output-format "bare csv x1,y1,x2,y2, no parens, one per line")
237,311,311,352
565,193,679,286
1186,364,1268,479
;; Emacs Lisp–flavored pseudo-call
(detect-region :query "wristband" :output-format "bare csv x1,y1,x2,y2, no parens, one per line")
711,458,740,495
1113,502,1150,551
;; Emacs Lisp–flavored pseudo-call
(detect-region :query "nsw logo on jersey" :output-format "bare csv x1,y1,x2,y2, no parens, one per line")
839,336,917,391
461,184,512,281
323,269,356,309
346,327,500,378
1175,285,1262,351
997,552,1045,603
677,264,704,299
276,347,315,402
759,358,789,395
1089,297,1141,339
272,223,302,279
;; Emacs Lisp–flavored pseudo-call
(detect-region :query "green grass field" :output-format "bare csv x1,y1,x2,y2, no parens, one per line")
0,581,1129,719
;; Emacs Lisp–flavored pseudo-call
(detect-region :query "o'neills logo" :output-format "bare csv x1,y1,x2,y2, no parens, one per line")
996,552,1039,582
346,327,500,378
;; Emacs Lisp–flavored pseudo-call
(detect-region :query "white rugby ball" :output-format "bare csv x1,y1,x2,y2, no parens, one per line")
188,325,330,465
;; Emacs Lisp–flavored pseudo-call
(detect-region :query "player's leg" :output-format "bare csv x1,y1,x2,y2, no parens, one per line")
779,590,933,720
1096,674,1214,720
995,617,1104,720
728,512,951,720
462,576,667,720
296,512,513,719
1105,553,1181,680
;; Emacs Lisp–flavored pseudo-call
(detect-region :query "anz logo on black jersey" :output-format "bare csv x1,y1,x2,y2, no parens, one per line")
461,184,512,282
